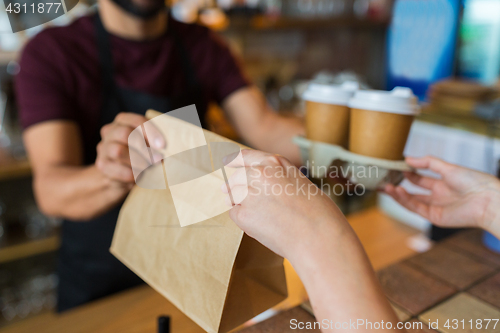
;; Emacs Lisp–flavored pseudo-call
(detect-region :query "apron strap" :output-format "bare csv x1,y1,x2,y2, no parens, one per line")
94,13,126,112
169,26,200,90
94,11,202,111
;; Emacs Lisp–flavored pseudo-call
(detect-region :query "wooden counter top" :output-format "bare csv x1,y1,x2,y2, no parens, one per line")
346,207,420,270
1,208,420,333
1,285,202,333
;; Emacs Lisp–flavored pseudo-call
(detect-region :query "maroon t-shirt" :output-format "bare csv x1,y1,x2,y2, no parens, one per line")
15,14,248,142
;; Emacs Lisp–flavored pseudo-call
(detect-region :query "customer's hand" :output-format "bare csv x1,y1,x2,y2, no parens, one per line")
222,149,350,260
384,156,500,236
96,112,165,184
223,150,402,330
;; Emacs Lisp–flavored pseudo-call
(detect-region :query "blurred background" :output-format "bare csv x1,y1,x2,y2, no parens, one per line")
0,0,499,327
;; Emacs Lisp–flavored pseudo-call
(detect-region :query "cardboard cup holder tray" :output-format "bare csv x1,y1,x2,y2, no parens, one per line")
292,136,412,190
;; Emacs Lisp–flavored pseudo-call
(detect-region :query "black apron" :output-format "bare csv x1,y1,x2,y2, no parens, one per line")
57,12,207,312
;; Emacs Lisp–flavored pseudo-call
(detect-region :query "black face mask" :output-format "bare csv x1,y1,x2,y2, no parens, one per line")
111,0,166,19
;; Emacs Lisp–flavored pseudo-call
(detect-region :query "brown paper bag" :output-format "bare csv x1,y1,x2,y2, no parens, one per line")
110,109,297,332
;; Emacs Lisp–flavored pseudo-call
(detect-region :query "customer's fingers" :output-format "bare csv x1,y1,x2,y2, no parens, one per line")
230,185,249,205
389,185,431,219
406,156,452,175
404,172,439,190
383,184,399,198
223,167,251,193
385,184,434,204
228,204,242,224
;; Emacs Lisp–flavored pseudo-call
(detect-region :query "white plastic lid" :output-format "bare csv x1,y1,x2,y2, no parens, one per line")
348,87,420,115
302,81,359,106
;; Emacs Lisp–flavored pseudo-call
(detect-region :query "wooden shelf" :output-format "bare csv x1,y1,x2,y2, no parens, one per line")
0,233,60,264
0,50,20,65
0,158,31,181
228,15,390,30
0,148,31,181
418,109,500,139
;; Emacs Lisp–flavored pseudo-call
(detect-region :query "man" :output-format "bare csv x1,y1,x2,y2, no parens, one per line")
15,0,303,311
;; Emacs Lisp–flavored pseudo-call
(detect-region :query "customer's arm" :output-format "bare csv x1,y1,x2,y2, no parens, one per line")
222,150,402,332
384,156,500,239
223,86,304,166
24,113,164,221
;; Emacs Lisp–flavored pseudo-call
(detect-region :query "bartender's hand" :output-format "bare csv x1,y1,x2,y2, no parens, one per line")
96,112,165,185
384,156,500,238
222,149,349,259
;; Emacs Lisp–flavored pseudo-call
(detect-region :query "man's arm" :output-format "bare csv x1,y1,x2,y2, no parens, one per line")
222,86,304,166
24,121,128,220
24,114,164,221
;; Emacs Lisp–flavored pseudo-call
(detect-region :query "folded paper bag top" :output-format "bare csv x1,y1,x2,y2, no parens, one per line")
129,105,247,227
111,109,304,333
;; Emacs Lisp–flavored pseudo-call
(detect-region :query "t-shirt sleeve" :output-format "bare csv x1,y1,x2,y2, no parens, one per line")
15,31,77,130
198,28,250,104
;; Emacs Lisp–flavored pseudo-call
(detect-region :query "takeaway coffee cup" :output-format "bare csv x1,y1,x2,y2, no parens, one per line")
303,81,358,147
348,87,420,160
